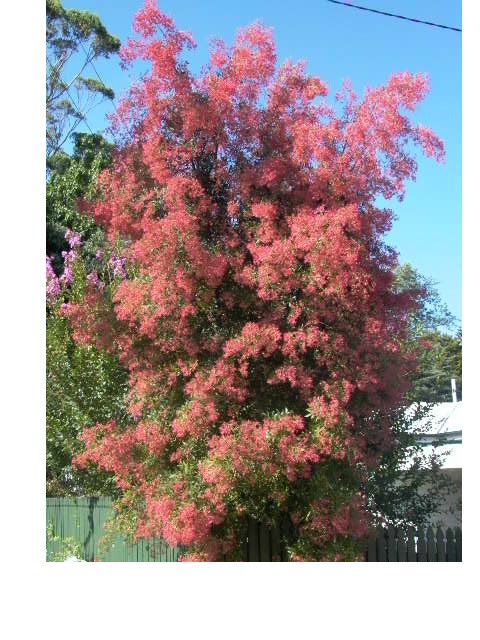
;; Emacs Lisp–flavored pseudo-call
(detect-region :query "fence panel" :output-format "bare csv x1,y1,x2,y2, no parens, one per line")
426,527,437,562
376,526,387,561
417,528,427,561
454,527,462,561
397,527,407,561
247,519,260,561
366,531,377,561
387,525,397,561
436,528,446,561
46,497,181,562
446,528,456,561
259,522,270,561
47,498,462,562
365,524,461,562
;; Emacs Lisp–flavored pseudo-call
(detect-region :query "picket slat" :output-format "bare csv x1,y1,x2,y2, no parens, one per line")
446,528,456,561
454,527,462,562
417,528,427,562
397,527,407,562
426,527,437,562
367,532,377,562
248,519,260,561
387,525,397,561
376,526,387,561
259,523,270,561
270,524,281,562
407,526,417,562
436,527,446,561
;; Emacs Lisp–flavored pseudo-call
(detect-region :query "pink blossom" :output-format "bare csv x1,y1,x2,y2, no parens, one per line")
65,229,81,249
46,256,60,302
86,271,105,290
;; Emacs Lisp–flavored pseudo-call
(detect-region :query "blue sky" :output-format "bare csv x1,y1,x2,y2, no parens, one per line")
61,0,462,322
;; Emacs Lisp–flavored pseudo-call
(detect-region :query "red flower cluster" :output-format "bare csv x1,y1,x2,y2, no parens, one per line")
70,1,443,560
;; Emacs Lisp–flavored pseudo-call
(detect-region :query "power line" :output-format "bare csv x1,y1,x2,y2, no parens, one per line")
47,41,119,155
326,1,462,33
47,54,96,155
64,86,95,137
49,91,95,156
79,41,116,106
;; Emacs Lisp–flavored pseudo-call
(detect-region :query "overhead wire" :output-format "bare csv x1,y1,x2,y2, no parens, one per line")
50,4,461,155
79,41,117,106
326,1,462,33
64,85,96,137
47,38,117,155
47,54,96,155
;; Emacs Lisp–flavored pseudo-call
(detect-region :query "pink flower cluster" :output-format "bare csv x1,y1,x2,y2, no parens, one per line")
86,271,105,290
46,256,60,303
109,253,127,279
46,229,82,303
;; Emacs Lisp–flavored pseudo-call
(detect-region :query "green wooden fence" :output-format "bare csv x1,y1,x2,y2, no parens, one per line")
46,497,462,562
46,497,182,562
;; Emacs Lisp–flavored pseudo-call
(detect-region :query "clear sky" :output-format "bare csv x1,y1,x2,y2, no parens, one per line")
61,0,462,322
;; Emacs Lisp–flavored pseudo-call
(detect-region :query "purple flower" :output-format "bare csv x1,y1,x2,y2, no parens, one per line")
95,248,103,260
65,229,81,249
60,244,77,285
62,249,75,265
109,253,127,279
46,256,60,302
87,271,105,290
60,266,73,285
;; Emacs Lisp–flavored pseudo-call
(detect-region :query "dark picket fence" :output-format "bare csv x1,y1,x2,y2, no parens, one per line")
366,524,462,562
237,517,293,561
240,520,462,562
46,497,462,562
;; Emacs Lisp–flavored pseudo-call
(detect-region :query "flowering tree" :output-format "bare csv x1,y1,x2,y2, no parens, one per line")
63,0,444,561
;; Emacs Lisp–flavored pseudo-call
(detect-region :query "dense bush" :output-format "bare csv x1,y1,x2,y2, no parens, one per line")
57,1,443,560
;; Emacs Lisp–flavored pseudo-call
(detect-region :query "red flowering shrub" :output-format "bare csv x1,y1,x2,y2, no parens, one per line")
69,0,443,560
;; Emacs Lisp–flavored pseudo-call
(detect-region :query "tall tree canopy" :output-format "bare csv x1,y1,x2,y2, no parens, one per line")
393,263,461,403
55,1,444,561
46,0,120,160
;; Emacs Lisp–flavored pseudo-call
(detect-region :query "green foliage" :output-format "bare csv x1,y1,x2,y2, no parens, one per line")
47,132,113,272
412,330,462,403
393,262,462,403
46,521,82,561
46,310,128,496
393,262,456,338
46,0,120,158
